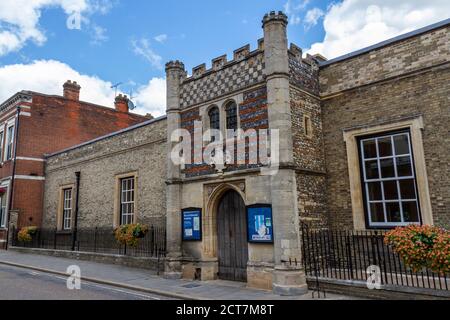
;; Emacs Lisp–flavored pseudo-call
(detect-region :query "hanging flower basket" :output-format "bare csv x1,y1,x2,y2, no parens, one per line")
17,226,38,243
0,187,7,195
384,225,450,274
114,223,149,247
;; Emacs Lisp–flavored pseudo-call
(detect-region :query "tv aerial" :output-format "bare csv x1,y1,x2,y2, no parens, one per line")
111,82,123,97
127,88,137,111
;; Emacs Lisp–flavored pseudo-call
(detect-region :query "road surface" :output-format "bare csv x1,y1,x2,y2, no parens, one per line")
0,264,174,300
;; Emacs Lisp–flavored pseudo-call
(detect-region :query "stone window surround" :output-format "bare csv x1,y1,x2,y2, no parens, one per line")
201,94,244,139
0,190,7,229
4,118,15,163
113,172,138,228
303,114,313,138
57,184,75,231
62,188,73,230
0,180,10,230
343,116,433,230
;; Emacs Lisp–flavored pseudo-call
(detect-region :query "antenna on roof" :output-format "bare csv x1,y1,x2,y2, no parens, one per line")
111,82,123,98
128,88,137,111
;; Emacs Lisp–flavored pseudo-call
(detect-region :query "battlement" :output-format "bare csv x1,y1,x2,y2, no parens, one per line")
262,11,288,26
174,10,323,107
186,39,265,81
288,43,324,66
165,60,185,71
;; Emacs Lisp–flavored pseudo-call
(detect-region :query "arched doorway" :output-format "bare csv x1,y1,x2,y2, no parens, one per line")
216,189,248,282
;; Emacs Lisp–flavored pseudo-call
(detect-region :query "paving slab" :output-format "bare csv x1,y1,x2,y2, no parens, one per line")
0,250,360,300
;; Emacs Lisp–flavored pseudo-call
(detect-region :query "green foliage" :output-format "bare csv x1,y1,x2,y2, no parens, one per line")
114,223,149,247
17,226,38,243
385,225,450,274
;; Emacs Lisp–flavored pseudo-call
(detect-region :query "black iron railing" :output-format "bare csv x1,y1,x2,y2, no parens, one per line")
301,224,449,291
11,226,166,259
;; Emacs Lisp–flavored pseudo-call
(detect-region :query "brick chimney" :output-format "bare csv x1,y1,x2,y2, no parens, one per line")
63,80,81,101
114,94,129,113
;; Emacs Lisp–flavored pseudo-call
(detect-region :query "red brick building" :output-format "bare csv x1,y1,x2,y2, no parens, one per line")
0,81,149,248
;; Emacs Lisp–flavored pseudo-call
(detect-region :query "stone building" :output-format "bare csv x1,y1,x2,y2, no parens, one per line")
43,117,167,230
41,12,450,294
0,81,149,248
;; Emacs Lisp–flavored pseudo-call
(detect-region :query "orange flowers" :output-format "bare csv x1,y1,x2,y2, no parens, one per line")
114,223,149,247
384,225,450,274
17,226,38,242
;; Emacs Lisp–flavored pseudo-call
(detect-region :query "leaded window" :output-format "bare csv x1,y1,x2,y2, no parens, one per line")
225,102,238,131
208,107,220,142
209,107,220,130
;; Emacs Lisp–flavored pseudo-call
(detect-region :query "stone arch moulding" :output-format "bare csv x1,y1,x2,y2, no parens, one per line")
203,181,246,258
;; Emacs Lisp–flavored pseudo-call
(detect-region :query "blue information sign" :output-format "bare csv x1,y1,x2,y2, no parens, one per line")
247,205,273,243
182,208,202,241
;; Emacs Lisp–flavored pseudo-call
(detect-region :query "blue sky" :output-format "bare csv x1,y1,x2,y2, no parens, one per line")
1,0,328,89
0,0,448,116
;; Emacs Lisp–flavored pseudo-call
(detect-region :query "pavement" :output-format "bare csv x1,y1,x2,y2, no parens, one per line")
0,250,359,300
0,263,171,300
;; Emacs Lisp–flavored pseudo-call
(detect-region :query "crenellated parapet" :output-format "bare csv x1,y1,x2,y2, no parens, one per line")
262,11,288,26
182,38,264,80
192,63,206,78
179,39,266,109
233,44,250,61
165,60,185,71
212,55,227,70
288,43,321,95
289,43,303,60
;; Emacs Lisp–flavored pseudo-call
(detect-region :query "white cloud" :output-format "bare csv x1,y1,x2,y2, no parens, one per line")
154,34,167,43
132,38,163,70
0,59,167,117
87,0,116,15
134,78,166,117
304,8,324,29
284,0,310,14
90,24,108,45
0,0,114,56
284,0,310,25
306,0,450,60
291,15,302,25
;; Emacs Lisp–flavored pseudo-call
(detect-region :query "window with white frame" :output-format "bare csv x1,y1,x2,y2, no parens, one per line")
62,188,73,230
359,131,421,228
5,125,14,161
0,130,4,161
120,177,135,225
0,192,7,228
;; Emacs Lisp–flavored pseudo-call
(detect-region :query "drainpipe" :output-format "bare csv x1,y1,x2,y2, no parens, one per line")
71,171,81,251
5,106,21,250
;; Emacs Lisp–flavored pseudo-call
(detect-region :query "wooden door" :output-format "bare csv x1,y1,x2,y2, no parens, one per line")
217,190,248,282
